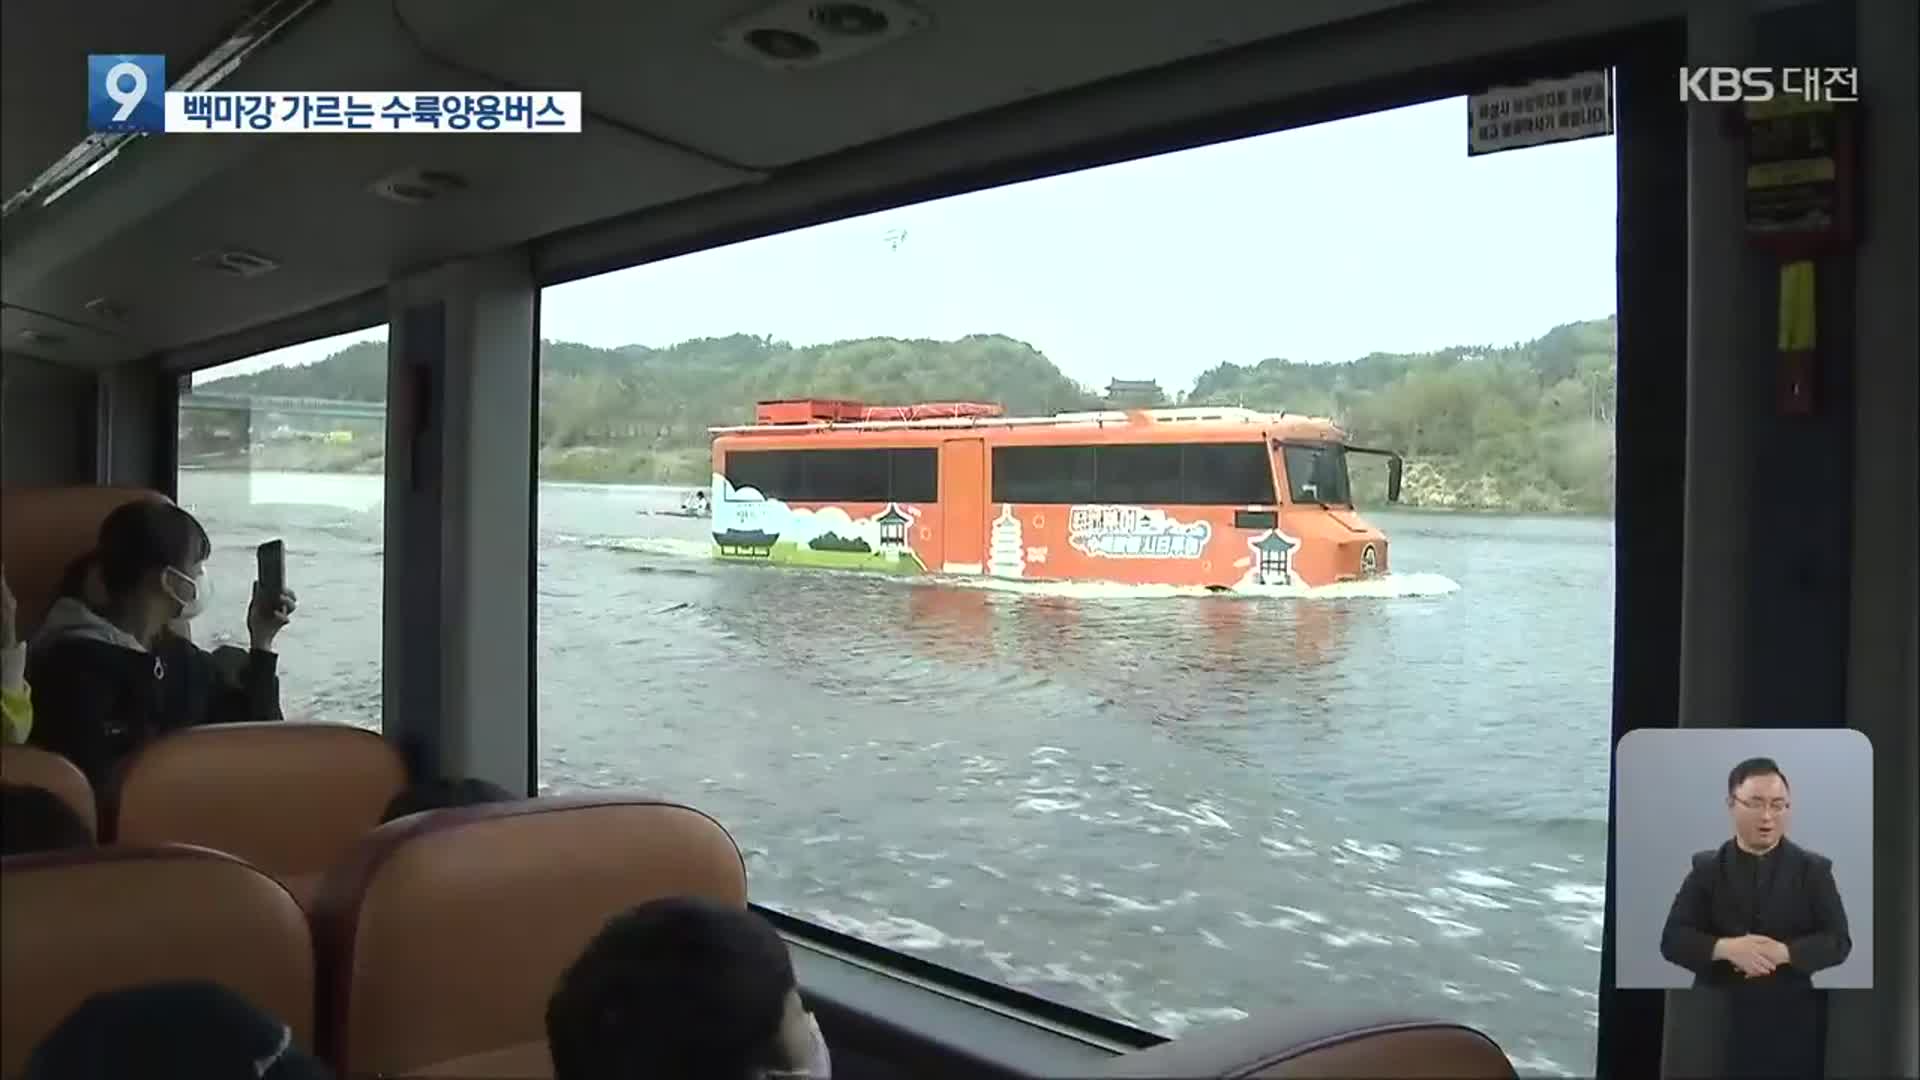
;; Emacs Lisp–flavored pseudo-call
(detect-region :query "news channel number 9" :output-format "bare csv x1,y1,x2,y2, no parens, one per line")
88,54,166,133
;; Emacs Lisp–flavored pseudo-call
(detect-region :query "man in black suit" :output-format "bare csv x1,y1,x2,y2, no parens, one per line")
1659,756,1852,1076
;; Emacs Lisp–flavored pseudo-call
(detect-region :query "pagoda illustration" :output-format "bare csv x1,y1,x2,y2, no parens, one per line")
875,504,911,554
1250,529,1298,585
987,504,1026,578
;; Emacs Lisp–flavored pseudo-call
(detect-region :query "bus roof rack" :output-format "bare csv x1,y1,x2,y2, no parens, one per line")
753,399,1006,424
712,403,1346,436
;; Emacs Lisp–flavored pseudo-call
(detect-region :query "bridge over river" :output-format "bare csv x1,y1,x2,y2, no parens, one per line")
181,392,388,425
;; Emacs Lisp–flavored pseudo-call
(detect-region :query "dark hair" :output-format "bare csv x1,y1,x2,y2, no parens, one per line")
1728,756,1789,795
380,777,517,823
56,553,97,600
547,896,796,1080
1,783,94,856
22,979,333,1080
94,500,211,604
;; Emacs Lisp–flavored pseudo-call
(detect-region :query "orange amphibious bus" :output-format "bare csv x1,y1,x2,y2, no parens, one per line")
708,399,1403,589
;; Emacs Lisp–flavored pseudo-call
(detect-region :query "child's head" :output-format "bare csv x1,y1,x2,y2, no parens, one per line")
22,979,332,1080
0,783,94,856
546,896,827,1080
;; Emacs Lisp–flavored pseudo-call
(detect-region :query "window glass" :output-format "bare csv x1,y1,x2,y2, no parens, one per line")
725,448,937,503
1094,444,1183,504
889,448,939,503
1281,444,1354,505
174,328,388,729
1183,443,1276,504
801,449,890,502
536,95,1617,1077
725,449,801,499
992,445,1096,503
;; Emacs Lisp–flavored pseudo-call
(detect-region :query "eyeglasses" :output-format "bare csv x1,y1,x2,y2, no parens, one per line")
1732,795,1790,813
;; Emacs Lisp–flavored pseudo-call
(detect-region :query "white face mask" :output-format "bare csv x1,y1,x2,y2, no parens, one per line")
764,1011,830,1080
161,566,209,621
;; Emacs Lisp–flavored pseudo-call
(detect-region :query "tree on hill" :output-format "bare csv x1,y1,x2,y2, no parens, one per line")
193,318,1617,511
192,339,389,401
1187,318,1615,510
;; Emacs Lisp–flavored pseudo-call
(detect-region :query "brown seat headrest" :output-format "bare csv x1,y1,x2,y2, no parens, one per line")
309,795,748,1076
0,844,316,1078
0,486,170,635
113,722,407,877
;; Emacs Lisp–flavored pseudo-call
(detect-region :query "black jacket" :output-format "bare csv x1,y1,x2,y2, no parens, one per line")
24,598,282,789
1658,836,1851,987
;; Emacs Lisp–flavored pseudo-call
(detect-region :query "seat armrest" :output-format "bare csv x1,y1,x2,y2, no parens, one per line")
1092,1011,1515,1078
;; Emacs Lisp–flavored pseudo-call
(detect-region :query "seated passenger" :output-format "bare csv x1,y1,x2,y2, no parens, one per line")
547,896,831,1080
24,501,297,787
380,776,517,823
0,782,94,856
22,979,332,1080
2,565,29,744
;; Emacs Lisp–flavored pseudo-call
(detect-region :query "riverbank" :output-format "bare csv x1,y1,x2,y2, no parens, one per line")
184,456,1613,516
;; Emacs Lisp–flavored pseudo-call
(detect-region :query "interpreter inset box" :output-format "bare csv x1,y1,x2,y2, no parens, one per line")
1613,728,1872,989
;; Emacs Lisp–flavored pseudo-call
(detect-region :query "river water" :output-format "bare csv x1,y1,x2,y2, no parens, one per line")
178,469,1612,1077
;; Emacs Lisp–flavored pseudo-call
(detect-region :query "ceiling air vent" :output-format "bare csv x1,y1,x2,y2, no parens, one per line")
716,0,928,71
370,167,469,206
195,249,281,278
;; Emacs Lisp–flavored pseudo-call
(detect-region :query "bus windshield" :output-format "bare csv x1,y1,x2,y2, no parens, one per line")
1280,442,1353,506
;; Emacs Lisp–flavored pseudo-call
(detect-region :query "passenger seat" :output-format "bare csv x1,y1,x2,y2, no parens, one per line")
0,845,315,1077
111,722,407,905
0,745,97,837
0,485,168,638
1094,1011,1517,1078
309,795,748,1078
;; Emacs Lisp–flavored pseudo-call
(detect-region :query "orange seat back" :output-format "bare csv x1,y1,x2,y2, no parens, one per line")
310,795,748,1077
0,845,315,1077
0,745,98,837
0,486,168,636
113,722,408,902
1097,1013,1517,1078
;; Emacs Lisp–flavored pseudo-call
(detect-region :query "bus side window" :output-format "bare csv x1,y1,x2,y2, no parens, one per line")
1094,445,1181,504
991,446,1095,504
1183,444,1276,504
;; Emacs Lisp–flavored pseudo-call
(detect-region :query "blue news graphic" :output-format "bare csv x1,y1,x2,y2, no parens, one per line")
88,54,165,133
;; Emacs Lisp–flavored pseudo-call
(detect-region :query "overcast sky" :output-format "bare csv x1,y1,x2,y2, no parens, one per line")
207,94,1617,392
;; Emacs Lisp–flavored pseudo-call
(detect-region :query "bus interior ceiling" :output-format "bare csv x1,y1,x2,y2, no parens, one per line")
1,0,1915,1078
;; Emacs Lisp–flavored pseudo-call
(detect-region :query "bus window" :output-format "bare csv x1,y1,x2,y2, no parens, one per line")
1182,444,1277,504
1094,444,1183,504
724,449,802,499
726,447,938,503
174,328,388,730
799,449,890,502
532,93,1616,1077
990,445,1096,504
889,449,939,503
1280,443,1353,506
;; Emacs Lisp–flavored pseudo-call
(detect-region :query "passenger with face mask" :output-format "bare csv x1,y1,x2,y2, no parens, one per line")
24,499,296,787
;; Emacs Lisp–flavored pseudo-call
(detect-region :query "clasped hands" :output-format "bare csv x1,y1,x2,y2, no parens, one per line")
1713,934,1791,978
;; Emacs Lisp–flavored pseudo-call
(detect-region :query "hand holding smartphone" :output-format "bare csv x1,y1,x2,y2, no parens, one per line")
249,540,296,650
256,540,287,611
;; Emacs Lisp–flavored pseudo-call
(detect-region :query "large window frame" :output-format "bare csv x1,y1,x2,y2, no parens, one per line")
136,18,1687,1076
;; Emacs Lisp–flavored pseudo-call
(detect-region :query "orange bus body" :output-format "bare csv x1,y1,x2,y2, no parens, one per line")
707,403,1391,590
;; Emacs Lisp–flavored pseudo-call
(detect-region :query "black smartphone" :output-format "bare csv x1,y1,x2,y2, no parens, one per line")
256,540,286,603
